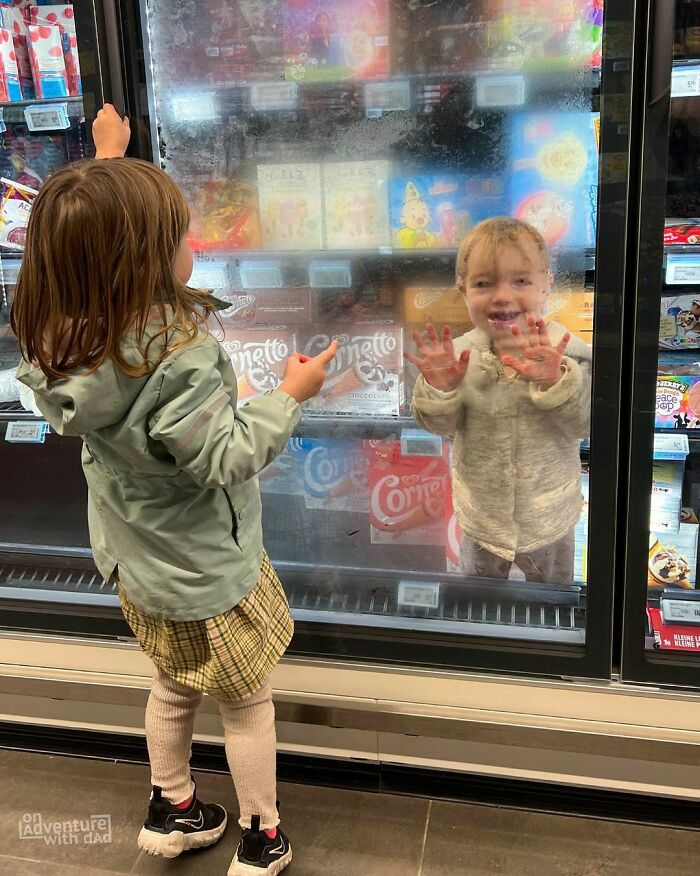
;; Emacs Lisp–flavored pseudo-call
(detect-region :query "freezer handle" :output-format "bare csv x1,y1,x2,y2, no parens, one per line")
648,0,675,106
101,0,127,116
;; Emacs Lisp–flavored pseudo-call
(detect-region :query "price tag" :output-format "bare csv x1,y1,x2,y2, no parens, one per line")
475,74,525,108
671,66,700,98
398,580,440,609
171,93,217,122
190,258,229,290
400,429,443,457
308,260,352,288
666,254,700,285
653,433,690,460
661,596,700,626
239,261,283,289
364,81,410,116
24,103,70,132
250,82,298,112
5,420,49,443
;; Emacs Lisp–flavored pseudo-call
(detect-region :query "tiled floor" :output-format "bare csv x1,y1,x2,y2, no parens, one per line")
1,748,700,875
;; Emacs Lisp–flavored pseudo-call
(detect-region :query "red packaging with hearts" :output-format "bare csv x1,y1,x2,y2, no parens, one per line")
368,443,450,545
221,328,296,406
301,323,403,417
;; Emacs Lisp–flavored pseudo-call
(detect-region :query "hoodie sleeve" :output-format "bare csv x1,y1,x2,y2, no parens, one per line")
410,374,469,439
148,344,301,489
527,354,591,439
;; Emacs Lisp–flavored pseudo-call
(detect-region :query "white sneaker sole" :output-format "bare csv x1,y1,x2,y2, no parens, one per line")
228,848,293,875
137,812,228,859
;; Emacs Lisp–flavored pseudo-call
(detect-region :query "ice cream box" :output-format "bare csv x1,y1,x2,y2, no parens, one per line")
301,437,369,512
648,511,699,590
544,288,594,344
27,22,68,98
403,286,471,328
219,289,312,327
659,295,700,350
301,323,403,417
655,375,700,429
257,163,323,250
321,160,390,250
221,328,296,404
650,460,684,534
259,437,309,497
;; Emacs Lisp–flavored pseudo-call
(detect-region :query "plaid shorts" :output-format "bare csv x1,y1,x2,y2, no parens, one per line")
117,553,294,702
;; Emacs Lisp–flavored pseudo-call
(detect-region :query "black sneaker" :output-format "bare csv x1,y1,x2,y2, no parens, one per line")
228,814,292,875
137,782,227,859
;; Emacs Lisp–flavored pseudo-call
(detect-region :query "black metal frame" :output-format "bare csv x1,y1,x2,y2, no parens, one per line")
0,0,644,681
620,0,700,687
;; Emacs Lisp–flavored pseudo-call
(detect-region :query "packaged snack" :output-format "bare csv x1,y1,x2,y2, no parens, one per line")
510,111,599,249
259,437,309,496
221,328,295,404
220,289,312,326
369,449,450,546
0,177,37,250
648,606,700,652
544,288,594,343
322,160,391,250
659,295,700,349
283,0,389,82
257,163,323,250
655,375,700,429
390,173,507,250
650,460,684,533
188,179,261,251
648,512,699,589
0,4,34,98
0,26,21,101
664,220,700,246
301,323,403,417
404,286,471,328
301,438,369,512
27,23,69,98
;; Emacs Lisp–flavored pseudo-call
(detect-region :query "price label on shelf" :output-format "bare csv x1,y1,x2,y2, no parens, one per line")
397,580,440,610
250,82,298,112
24,104,70,132
5,421,49,443
666,254,700,285
653,433,689,460
661,595,700,626
475,74,525,108
671,66,700,98
400,429,443,457
364,80,410,116
171,93,217,122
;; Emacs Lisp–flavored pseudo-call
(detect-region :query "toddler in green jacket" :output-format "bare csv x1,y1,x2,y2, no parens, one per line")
13,105,335,876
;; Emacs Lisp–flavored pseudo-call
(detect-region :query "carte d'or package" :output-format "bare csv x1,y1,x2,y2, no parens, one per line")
368,444,450,546
659,295,700,350
220,289,312,327
301,438,369,512
301,323,403,416
648,509,699,590
221,328,295,404
544,288,594,344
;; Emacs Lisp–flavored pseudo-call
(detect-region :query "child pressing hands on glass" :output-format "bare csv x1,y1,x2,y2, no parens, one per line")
408,218,592,585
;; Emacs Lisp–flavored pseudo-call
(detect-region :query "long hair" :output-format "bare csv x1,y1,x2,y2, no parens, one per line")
11,158,212,380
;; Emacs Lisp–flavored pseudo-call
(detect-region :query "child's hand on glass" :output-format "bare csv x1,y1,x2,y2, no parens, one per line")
280,340,339,403
499,317,570,389
93,104,131,159
405,323,470,393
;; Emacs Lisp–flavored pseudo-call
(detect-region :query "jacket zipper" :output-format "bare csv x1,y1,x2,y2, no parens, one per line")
222,489,239,547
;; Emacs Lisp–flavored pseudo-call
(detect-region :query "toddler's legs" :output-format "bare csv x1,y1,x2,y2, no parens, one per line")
515,529,576,585
217,680,279,830
145,665,202,803
460,535,512,579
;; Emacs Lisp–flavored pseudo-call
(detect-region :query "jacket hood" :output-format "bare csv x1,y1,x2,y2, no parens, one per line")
16,353,152,436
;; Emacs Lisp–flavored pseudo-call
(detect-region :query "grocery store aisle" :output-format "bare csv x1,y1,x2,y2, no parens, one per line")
1,747,700,875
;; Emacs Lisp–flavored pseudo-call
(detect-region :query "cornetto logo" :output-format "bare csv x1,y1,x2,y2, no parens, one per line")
371,473,443,527
304,446,352,494
223,338,289,373
656,379,685,416
414,289,446,310
304,332,396,376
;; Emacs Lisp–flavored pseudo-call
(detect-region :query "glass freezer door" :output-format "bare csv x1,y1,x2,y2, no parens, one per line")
622,0,700,685
131,0,634,677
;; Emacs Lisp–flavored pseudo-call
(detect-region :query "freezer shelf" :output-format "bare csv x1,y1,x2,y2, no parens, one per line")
0,558,585,641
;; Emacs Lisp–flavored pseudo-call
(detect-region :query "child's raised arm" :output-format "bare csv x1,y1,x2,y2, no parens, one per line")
93,104,131,159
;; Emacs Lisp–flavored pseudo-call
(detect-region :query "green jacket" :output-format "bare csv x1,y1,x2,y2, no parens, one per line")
17,329,301,620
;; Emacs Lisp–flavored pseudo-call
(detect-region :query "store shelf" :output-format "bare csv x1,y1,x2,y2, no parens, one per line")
0,96,83,125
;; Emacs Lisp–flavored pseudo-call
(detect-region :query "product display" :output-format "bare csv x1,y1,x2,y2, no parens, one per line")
27,21,69,98
544,288,594,344
221,328,296,403
656,374,700,429
0,25,20,100
257,163,323,250
390,173,507,250
664,220,700,245
510,111,599,249
221,288,312,326
189,178,261,251
0,177,36,250
322,160,391,250
302,438,369,512
659,295,700,349
648,510,699,589
0,3,33,97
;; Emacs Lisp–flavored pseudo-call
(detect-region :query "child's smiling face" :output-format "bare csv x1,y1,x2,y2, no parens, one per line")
460,236,551,338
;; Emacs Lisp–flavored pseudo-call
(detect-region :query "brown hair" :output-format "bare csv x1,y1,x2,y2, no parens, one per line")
11,158,213,381
456,217,550,284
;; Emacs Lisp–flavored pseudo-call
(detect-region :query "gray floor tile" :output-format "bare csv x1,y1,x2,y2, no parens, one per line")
421,800,700,876
0,855,121,874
